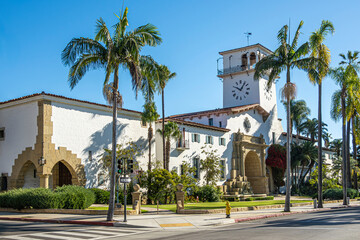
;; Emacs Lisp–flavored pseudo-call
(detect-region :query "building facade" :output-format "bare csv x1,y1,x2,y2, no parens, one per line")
0,44,335,196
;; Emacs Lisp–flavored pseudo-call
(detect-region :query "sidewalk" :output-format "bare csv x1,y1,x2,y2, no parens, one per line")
0,201,358,228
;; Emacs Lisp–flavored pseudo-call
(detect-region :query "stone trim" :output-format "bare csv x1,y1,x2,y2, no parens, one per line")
9,100,85,189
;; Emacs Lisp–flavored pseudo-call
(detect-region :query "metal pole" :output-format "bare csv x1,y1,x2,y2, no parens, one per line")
124,182,127,222
116,175,119,204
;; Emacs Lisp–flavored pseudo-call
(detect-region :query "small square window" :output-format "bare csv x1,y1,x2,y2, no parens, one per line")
192,133,200,143
205,136,213,144
208,118,213,126
219,121,222,128
193,158,200,179
219,137,226,146
141,120,147,127
220,159,226,179
88,151,93,161
0,128,4,141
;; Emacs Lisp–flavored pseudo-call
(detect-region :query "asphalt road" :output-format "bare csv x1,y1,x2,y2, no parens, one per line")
1,207,359,240
124,206,360,240
0,220,154,239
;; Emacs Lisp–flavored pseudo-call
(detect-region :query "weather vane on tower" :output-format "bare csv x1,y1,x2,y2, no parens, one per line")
244,32,252,46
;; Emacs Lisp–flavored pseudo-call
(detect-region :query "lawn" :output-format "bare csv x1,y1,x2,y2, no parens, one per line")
142,200,312,212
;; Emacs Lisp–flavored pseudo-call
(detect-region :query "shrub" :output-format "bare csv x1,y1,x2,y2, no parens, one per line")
323,188,359,200
90,188,110,204
55,185,95,209
196,185,222,202
0,186,95,210
245,196,274,201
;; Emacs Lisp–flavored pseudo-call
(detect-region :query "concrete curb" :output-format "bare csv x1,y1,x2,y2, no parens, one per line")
233,205,352,223
0,217,115,226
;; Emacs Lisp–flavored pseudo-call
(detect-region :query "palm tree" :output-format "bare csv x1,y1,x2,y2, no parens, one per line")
141,102,159,171
254,21,314,212
307,20,334,208
323,132,332,148
157,121,181,170
330,66,358,205
140,56,160,171
300,118,328,143
61,8,162,221
283,100,310,143
157,66,176,168
339,51,360,189
329,139,342,158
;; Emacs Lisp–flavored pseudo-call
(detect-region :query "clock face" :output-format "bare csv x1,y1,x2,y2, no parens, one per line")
232,79,250,101
263,82,273,101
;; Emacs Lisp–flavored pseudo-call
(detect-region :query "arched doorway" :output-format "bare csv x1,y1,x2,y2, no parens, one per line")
245,151,262,193
51,161,72,188
18,161,40,189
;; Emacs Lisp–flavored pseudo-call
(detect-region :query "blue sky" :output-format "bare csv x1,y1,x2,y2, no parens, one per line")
1,0,359,140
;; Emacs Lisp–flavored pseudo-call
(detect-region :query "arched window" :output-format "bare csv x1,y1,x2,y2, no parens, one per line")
250,52,256,68
241,54,247,70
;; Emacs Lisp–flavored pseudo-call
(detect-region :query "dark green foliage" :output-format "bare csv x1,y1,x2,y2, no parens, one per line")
245,196,275,201
55,185,95,209
195,185,222,202
323,188,359,200
0,186,95,210
90,188,110,204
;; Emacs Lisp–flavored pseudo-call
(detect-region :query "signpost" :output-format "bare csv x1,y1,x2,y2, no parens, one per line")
120,175,131,222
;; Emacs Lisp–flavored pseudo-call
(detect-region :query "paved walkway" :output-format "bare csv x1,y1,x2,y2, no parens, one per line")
0,201,358,229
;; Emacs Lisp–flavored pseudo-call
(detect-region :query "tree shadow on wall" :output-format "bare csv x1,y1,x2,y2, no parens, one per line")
82,121,128,188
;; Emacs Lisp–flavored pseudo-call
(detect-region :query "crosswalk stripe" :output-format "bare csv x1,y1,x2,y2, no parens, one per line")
73,229,132,235
35,233,76,240
0,236,36,240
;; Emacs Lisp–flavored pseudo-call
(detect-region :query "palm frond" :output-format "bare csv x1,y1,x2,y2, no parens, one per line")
95,18,113,47
290,20,304,51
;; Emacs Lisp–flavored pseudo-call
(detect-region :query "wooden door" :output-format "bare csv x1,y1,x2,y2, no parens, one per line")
59,162,72,186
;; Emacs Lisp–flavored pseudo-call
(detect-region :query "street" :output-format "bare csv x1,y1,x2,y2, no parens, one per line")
1,207,359,239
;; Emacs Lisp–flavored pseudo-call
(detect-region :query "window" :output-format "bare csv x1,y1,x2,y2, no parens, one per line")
0,128,4,141
208,118,213,126
219,137,226,146
141,120,147,127
88,151,93,161
98,173,106,186
272,132,275,144
33,169,37,178
205,135,213,144
180,164,184,175
193,157,200,179
220,159,226,179
219,121,222,128
192,133,200,143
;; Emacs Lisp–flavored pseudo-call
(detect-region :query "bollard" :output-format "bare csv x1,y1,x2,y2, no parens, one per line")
226,201,231,218
313,199,317,209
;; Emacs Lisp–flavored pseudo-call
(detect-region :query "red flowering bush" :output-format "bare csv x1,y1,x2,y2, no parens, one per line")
266,144,286,170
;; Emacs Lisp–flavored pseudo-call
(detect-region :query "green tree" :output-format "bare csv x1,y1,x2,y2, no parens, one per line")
157,121,181,170
141,102,159,171
157,66,176,165
282,99,310,143
140,169,173,204
254,21,314,212
200,146,222,185
299,118,328,143
307,20,334,207
61,8,162,221
330,66,358,205
329,139,342,158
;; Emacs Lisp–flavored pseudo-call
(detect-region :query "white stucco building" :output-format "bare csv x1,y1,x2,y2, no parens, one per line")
0,43,335,195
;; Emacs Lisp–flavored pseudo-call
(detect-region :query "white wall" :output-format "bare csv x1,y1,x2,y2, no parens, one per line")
0,101,38,175
51,101,151,188
155,122,232,185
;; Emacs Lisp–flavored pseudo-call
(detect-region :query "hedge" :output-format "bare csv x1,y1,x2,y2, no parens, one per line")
245,196,275,201
323,188,359,200
0,185,95,210
90,188,110,204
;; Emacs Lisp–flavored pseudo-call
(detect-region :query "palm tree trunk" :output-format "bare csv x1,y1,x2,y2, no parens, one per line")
352,116,358,190
162,88,166,169
341,91,348,205
318,83,323,208
285,67,291,212
165,138,170,171
148,124,153,171
347,119,351,188
107,67,119,221
298,164,305,189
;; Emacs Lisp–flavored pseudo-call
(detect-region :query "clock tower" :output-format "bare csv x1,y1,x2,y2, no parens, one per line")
218,44,277,113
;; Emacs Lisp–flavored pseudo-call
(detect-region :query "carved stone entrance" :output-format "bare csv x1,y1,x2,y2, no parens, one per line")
224,132,269,197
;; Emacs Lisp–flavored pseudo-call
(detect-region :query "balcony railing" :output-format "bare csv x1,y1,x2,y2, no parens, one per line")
217,64,257,76
176,139,190,150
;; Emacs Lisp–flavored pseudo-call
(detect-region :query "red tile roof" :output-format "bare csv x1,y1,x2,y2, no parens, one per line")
0,92,142,115
168,103,269,120
158,118,230,132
